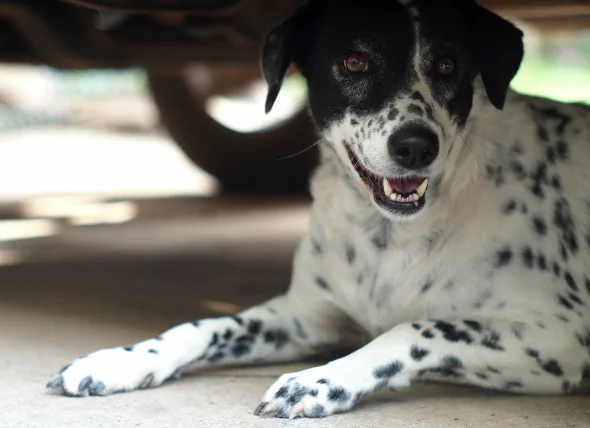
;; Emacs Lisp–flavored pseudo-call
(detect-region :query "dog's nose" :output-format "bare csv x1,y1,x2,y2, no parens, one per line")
388,126,439,170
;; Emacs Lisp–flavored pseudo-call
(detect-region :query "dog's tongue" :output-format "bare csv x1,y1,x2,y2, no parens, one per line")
388,177,422,194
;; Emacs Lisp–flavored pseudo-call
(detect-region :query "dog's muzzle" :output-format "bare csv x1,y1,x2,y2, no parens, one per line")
346,146,430,217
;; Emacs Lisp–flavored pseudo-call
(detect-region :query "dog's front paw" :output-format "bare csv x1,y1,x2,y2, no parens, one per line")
254,367,359,419
47,347,175,397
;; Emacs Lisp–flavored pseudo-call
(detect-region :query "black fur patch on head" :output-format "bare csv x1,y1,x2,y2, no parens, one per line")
262,0,523,134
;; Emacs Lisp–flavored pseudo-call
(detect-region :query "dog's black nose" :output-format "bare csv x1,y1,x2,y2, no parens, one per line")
388,126,439,170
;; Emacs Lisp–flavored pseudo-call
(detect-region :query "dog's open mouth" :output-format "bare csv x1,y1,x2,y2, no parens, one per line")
346,147,429,216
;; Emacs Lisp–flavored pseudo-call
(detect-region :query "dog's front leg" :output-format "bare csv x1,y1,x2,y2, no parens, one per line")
256,318,587,418
47,291,352,397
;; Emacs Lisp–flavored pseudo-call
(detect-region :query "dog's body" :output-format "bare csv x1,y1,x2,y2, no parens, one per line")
48,0,590,418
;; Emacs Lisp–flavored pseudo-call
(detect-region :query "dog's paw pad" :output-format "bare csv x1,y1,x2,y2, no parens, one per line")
256,370,355,419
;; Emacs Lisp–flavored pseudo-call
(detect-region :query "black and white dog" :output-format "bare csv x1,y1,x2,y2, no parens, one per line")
48,0,590,419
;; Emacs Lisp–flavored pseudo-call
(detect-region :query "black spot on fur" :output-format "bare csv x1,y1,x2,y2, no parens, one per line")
464,320,483,332
263,331,276,343
123,346,133,352
475,372,489,380
221,329,233,341
556,140,568,161
274,330,290,349
315,276,331,291
345,244,356,264
585,277,590,295
410,91,426,103
532,217,547,236
148,349,158,355
487,366,501,374
328,387,351,403
530,162,548,199
564,272,579,292
503,200,517,214
421,280,434,294
551,176,562,190
422,329,435,339
248,320,262,335
525,348,540,358
522,246,534,268
511,324,524,341
412,323,422,330
510,161,526,180
408,104,424,116
434,321,473,344
439,356,464,377
558,295,574,310
317,379,329,384
537,126,549,142
388,108,399,121
374,360,404,379
311,238,323,254
231,342,251,358
553,263,562,278
350,118,359,126
293,318,308,340
542,360,564,377
191,321,200,327
554,198,578,256
481,332,504,351
308,404,326,418
410,346,430,361
556,314,570,323
546,147,556,164
275,386,289,398
231,316,244,326
496,248,513,267
537,254,548,271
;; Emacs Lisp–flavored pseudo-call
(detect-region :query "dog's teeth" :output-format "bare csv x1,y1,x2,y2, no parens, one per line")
416,179,429,198
383,178,393,197
390,192,398,201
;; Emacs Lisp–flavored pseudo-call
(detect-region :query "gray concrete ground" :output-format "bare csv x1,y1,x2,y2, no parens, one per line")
0,196,588,428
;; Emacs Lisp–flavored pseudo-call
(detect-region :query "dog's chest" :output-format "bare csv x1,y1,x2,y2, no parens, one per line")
317,213,484,337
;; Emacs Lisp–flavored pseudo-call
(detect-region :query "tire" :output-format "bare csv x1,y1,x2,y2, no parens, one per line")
147,66,318,194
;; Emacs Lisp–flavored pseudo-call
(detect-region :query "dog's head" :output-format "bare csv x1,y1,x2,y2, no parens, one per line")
261,0,524,220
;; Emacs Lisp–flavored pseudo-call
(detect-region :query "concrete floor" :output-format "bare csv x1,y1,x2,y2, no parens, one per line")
0,196,588,428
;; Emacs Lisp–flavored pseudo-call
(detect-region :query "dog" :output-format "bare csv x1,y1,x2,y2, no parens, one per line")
47,0,590,419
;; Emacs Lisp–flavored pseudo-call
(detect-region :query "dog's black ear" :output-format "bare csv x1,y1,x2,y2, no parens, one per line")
467,4,524,110
261,2,318,114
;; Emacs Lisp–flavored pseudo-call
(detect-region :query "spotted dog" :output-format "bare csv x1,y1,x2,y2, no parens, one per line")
48,0,590,419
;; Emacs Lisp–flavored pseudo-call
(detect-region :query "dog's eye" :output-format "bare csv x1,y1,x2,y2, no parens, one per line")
436,57,456,76
344,54,368,73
